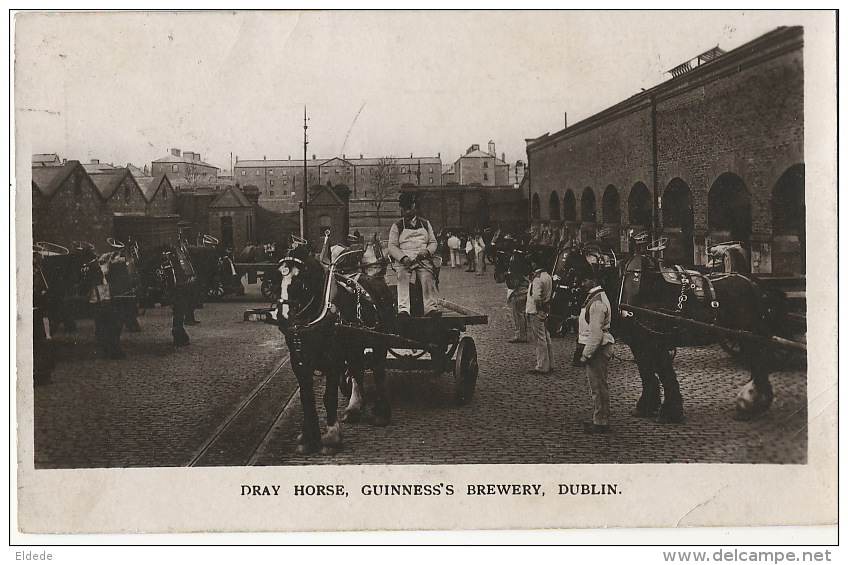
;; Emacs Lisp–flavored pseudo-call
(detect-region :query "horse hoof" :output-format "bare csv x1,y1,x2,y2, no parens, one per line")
295,443,319,456
173,340,190,348
320,445,340,456
341,408,361,424
373,414,391,427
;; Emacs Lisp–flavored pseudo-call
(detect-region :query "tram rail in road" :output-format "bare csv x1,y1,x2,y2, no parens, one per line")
186,354,299,467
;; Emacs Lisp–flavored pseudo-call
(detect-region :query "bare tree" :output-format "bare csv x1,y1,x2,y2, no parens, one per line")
184,161,201,190
371,156,400,221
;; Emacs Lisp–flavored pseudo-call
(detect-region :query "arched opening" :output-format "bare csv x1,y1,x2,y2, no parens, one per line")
580,187,597,242
772,164,805,275
549,191,561,221
602,185,620,225
628,182,652,229
581,187,596,222
563,190,576,221
708,173,752,246
662,178,695,265
531,193,541,220
601,185,621,251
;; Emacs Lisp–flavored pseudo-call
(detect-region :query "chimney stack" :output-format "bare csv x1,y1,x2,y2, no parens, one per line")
171,148,181,157
488,140,496,156
91,159,99,165
564,112,568,128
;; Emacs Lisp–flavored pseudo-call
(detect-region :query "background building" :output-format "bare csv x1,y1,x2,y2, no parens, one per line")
526,26,804,275
442,141,510,186
152,148,220,191
234,154,443,213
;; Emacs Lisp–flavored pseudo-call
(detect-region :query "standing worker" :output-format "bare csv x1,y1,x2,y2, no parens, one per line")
387,192,441,318
447,231,461,268
526,249,554,374
578,275,615,434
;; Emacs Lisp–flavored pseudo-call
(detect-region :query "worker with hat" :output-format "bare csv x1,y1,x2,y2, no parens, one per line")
388,192,440,317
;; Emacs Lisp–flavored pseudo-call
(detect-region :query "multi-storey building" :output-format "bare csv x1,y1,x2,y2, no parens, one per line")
234,154,443,213
442,141,510,186
152,148,219,191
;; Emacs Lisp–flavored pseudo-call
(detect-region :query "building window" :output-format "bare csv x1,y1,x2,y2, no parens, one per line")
483,162,489,168
124,184,131,199
361,168,365,173
335,168,339,174
255,170,260,176
241,170,246,176
172,164,179,172
401,167,406,173
269,169,274,175
270,180,274,186
429,166,433,173
483,173,488,181
270,190,275,196
429,177,433,184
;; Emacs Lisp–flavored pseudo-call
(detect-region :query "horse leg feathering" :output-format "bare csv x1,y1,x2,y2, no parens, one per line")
341,374,364,424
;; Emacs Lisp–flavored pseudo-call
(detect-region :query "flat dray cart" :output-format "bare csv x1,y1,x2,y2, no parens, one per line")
377,294,487,405
245,291,487,405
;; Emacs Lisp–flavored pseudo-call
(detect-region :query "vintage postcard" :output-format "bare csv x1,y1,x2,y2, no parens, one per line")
12,10,838,539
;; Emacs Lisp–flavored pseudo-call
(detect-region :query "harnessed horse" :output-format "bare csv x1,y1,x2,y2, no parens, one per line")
36,242,131,358
32,248,55,382
618,243,792,422
187,238,243,300
558,231,793,422
274,234,395,455
137,242,198,347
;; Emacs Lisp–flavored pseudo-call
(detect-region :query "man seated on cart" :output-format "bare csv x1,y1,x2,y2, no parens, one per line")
388,192,441,318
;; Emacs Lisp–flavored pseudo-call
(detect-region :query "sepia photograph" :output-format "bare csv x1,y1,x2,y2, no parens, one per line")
12,9,838,538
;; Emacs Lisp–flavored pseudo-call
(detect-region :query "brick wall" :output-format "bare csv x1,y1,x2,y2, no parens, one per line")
527,27,804,273
32,169,114,250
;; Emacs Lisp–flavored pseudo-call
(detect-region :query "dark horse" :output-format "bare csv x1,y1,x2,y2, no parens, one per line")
275,238,394,455
137,244,197,347
494,237,571,335
559,239,794,422
37,242,131,359
187,244,244,300
33,249,55,383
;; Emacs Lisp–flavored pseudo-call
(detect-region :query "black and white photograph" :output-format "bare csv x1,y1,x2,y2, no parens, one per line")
12,9,838,539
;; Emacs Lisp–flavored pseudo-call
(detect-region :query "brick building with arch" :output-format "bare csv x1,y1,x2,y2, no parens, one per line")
526,26,804,275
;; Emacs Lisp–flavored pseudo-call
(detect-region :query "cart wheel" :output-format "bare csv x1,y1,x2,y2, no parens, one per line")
454,337,478,405
388,348,427,360
260,278,280,301
207,283,224,300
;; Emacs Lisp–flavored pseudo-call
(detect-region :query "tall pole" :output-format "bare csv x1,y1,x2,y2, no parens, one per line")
302,106,309,240
651,94,660,243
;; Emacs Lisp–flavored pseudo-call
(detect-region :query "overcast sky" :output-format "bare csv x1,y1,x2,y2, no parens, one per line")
14,10,830,173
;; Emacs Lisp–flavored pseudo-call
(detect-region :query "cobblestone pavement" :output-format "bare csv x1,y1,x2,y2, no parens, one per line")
30,265,807,468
